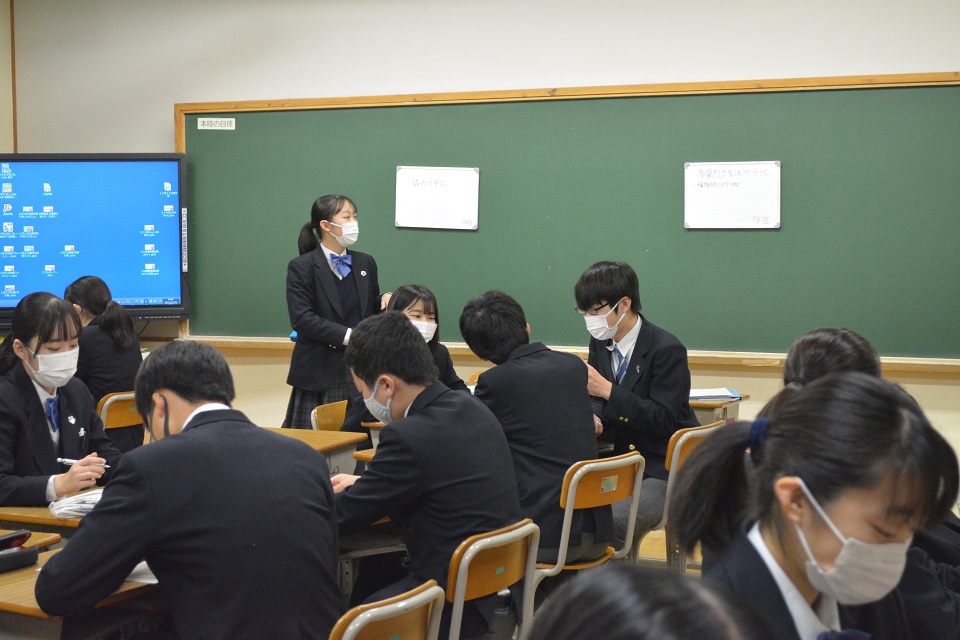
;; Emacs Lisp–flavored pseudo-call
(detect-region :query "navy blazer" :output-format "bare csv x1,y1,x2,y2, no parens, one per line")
286,247,380,392
588,315,698,479
475,342,613,550
75,317,142,404
0,364,121,505
707,530,914,640
336,382,520,587
36,410,343,640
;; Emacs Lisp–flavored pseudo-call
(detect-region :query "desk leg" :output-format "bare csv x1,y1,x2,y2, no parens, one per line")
665,525,687,574
0,612,63,640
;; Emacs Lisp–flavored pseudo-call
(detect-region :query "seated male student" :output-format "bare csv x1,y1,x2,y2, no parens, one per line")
35,340,343,640
332,311,521,639
459,290,613,563
574,261,699,545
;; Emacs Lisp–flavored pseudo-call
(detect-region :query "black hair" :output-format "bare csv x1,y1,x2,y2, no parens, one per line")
529,564,773,640
670,372,959,556
387,284,440,354
459,290,529,365
344,311,438,388
759,327,881,419
64,275,136,349
0,292,82,375
574,261,642,314
297,194,357,255
134,340,235,421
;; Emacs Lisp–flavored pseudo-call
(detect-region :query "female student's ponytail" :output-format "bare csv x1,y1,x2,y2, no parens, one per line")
297,194,356,256
64,276,135,349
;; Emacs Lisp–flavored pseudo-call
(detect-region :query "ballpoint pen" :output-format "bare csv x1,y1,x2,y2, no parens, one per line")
57,458,111,469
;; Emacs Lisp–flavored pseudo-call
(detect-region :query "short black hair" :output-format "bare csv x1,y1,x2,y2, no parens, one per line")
344,311,438,388
574,261,642,313
459,290,529,365
388,284,441,353
134,340,235,421
0,292,81,375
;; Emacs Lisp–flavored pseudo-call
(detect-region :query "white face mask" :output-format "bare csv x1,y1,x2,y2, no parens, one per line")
363,379,394,425
24,346,79,389
794,477,911,605
583,301,625,341
410,319,437,342
329,221,359,247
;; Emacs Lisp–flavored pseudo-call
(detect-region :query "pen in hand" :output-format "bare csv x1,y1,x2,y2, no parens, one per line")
57,458,111,469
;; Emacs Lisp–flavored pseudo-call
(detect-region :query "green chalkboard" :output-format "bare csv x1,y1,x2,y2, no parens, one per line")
183,84,960,357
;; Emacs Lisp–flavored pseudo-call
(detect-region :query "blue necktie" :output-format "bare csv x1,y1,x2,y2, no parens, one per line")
45,397,60,433
331,253,352,278
614,348,628,385
817,631,872,640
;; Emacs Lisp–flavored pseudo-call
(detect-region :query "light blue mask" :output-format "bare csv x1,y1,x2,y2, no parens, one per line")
363,379,394,425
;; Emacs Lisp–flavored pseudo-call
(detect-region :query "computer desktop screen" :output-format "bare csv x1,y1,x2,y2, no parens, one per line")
0,153,188,328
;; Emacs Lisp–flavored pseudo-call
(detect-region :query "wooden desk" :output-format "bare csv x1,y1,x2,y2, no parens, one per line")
0,550,159,639
361,421,386,448
689,395,750,425
264,428,367,475
0,531,61,551
0,509,80,540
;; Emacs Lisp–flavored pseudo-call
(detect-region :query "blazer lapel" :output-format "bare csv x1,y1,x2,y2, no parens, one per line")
351,251,371,317
619,316,651,389
312,249,344,320
11,367,60,474
56,394,81,460
595,340,615,381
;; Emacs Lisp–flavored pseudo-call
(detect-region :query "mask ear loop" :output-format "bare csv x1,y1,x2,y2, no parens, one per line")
144,394,171,442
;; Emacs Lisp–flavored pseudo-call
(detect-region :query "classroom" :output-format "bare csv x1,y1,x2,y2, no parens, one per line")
1,0,959,636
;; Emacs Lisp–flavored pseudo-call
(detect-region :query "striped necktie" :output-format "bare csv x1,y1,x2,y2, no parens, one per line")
614,348,628,384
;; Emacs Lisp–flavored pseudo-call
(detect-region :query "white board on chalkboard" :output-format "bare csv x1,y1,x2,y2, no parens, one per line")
684,161,781,229
395,166,480,230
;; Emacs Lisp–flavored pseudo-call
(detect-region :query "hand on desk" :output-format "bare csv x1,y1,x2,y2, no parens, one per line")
53,453,106,497
585,362,613,401
593,414,604,437
331,473,360,494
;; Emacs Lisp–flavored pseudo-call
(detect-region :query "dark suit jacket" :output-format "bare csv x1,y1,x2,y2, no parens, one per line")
588,315,698,479
474,342,612,550
336,382,521,587
707,530,914,640
0,365,121,506
286,247,380,392
36,410,343,640
76,318,144,452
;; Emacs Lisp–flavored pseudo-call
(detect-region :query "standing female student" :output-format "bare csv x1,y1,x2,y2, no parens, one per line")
670,372,959,640
0,292,122,506
64,276,144,452
284,194,390,429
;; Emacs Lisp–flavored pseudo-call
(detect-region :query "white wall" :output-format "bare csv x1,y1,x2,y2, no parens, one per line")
12,0,960,152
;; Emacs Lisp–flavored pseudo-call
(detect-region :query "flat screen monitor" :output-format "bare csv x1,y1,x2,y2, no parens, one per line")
0,153,188,329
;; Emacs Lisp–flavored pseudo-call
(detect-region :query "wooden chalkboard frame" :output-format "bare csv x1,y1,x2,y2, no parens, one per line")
174,72,960,376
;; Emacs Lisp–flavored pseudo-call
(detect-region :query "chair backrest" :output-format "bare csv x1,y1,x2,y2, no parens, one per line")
330,579,445,640
309,400,348,431
658,420,726,527
447,518,540,640
96,392,140,430
467,370,483,385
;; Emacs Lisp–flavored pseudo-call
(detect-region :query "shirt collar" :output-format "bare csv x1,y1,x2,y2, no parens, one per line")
31,377,56,402
747,523,840,640
320,243,346,262
606,313,642,356
182,403,231,431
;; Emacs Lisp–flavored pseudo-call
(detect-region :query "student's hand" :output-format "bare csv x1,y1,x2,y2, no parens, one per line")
380,292,393,311
585,362,614,400
53,453,106,497
331,473,360,494
593,414,604,436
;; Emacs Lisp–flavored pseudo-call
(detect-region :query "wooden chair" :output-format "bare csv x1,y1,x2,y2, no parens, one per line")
330,579,445,640
310,399,348,431
96,392,140,430
628,420,726,571
467,370,483,385
530,452,645,615
447,519,540,640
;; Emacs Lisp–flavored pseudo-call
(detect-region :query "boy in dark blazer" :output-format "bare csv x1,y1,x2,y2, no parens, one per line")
36,341,343,640
574,261,699,545
333,312,521,639
460,290,612,563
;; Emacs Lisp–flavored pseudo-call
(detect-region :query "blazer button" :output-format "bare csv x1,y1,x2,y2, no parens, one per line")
628,444,636,451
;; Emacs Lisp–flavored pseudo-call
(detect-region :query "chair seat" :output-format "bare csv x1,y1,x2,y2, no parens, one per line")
536,546,614,572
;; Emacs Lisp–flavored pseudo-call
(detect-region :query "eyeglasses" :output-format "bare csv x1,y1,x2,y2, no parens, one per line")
574,302,611,317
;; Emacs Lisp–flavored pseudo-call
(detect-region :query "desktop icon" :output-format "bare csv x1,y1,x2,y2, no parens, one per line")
43,206,54,213
163,205,174,212
22,206,32,213
163,182,172,191
4,285,14,292
24,245,34,252
2,204,10,212
145,263,156,270
3,265,13,272
44,265,55,272
2,223,11,233
144,224,155,231
1,183,10,193
1,164,9,173
144,244,155,251
23,226,34,233
43,183,51,193
3,246,12,253
64,244,75,252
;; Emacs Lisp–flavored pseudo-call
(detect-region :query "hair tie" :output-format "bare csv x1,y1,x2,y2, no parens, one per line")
787,376,806,387
749,418,769,452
